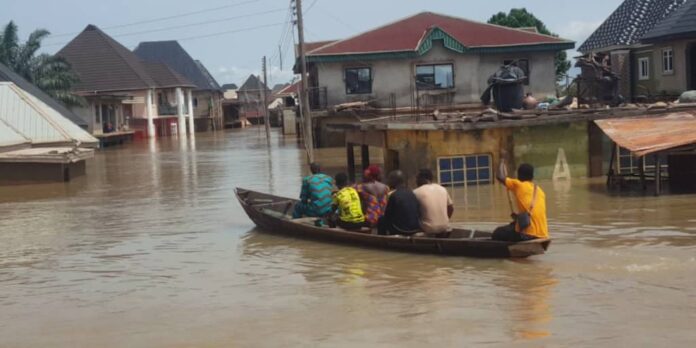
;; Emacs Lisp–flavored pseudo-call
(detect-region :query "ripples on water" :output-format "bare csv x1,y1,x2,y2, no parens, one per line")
0,129,695,347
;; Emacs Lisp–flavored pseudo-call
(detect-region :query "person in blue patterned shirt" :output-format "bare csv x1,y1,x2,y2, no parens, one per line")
293,163,335,218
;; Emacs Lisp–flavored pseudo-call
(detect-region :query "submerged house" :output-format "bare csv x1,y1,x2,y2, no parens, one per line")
57,25,196,140
0,81,97,183
301,12,574,110
578,0,692,100
237,74,271,125
133,41,224,131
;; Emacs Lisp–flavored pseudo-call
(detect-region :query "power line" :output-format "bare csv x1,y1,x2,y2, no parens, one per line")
47,0,262,39
109,8,287,39
45,22,285,47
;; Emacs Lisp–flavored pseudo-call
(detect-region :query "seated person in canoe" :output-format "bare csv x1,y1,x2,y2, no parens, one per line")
293,163,334,219
354,165,389,228
378,170,421,236
329,172,367,231
493,163,549,241
413,168,454,238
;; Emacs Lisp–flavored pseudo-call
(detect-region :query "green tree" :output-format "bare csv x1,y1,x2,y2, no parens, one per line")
0,21,83,107
488,8,571,81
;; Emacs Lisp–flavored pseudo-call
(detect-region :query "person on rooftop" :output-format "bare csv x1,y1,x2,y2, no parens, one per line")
378,170,421,236
413,169,454,237
493,163,549,241
330,172,366,231
293,163,334,219
354,165,389,227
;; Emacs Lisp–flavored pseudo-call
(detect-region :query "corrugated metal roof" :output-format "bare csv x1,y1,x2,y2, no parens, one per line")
0,62,87,128
0,82,98,146
0,118,30,148
595,112,696,156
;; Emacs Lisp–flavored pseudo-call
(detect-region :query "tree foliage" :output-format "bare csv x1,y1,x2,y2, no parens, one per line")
0,21,84,107
488,8,571,81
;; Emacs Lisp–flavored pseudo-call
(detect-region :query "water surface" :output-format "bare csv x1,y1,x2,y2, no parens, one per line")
1,129,695,347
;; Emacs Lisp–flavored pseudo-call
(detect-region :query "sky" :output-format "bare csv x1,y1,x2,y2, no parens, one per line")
2,0,622,87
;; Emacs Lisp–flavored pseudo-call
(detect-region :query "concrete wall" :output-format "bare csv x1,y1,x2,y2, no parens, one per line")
380,121,590,184
632,39,696,96
315,41,558,108
0,161,86,184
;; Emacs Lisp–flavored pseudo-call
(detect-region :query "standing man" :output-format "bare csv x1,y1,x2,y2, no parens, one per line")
378,170,421,235
413,169,454,237
493,163,549,241
293,163,334,219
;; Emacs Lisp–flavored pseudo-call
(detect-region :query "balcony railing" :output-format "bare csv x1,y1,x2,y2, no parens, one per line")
157,104,189,116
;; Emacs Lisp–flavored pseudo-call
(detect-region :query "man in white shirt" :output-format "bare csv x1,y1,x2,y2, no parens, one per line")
413,169,454,237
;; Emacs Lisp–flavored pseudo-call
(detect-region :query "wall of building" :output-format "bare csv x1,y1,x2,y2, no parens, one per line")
380,121,591,184
314,41,558,109
632,39,696,96
0,161,86,184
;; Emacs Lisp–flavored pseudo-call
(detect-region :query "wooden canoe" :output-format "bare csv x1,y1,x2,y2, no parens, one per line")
235,188,551,258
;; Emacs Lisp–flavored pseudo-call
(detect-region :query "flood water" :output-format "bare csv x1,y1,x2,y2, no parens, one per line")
1,129,695,347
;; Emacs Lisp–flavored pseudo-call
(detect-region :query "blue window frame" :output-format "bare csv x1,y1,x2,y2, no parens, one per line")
438,154,492,186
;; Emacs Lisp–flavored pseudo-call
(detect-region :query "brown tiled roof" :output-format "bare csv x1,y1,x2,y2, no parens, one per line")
143,62,196,89
57,25,155,92
57,25,195,93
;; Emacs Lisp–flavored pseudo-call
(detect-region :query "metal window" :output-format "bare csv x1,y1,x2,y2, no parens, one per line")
662,48,674,74
638,57,650,80
416,63,454,90
437,154,492,187
617,147,668,174
345,67,372,94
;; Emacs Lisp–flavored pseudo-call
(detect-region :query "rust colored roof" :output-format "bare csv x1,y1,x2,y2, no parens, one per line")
304,40,338,54
595,112,696,156
276,80,300,96
310,12,570,56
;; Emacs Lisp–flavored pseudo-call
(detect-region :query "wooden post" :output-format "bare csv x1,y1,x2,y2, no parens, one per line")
607,143,617,188
346,142,355,182
655,154,662,196
295,0,314,162
361,145,370,172
262,56,271,146
639,156,646,191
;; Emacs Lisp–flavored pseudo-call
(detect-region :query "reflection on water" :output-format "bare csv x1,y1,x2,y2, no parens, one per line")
0,128,695,347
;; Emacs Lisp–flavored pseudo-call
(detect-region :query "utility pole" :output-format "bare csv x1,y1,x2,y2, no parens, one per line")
279,44,283,71
294,0,314,162
262,56,271,146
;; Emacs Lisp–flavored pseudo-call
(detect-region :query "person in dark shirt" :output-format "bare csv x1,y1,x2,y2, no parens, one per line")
378,170,421,235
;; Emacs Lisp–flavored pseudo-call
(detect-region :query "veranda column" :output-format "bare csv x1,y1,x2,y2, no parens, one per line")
187,89,195,136
176,87,186,137
146,89,156,137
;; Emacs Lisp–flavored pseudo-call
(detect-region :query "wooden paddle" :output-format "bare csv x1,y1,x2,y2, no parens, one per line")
499,152,516,217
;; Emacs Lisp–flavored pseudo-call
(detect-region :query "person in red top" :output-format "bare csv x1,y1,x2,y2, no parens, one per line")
354,165,389,227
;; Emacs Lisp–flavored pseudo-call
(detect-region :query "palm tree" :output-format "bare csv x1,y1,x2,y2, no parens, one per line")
0,21,84,107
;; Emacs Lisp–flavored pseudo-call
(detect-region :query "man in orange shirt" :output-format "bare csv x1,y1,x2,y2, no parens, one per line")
493,163,549,241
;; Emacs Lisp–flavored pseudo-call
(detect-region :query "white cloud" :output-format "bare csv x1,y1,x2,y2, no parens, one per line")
558,20,603,42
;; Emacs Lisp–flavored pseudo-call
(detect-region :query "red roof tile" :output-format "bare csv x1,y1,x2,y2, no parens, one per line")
310,12,570,56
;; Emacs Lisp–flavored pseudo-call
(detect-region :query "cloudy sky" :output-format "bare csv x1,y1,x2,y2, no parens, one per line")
2,0,621,87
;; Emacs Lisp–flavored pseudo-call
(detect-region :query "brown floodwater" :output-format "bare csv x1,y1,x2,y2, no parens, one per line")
1,129,695,347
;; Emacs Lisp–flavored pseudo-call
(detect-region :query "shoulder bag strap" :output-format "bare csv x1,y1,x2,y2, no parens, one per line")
528,184,538,212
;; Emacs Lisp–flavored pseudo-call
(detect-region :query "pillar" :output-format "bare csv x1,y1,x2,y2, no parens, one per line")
187,89,195,136
346,143,355,183
176,87,186,137
655,154,662,196
361,145,370,172
146,89,156,138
